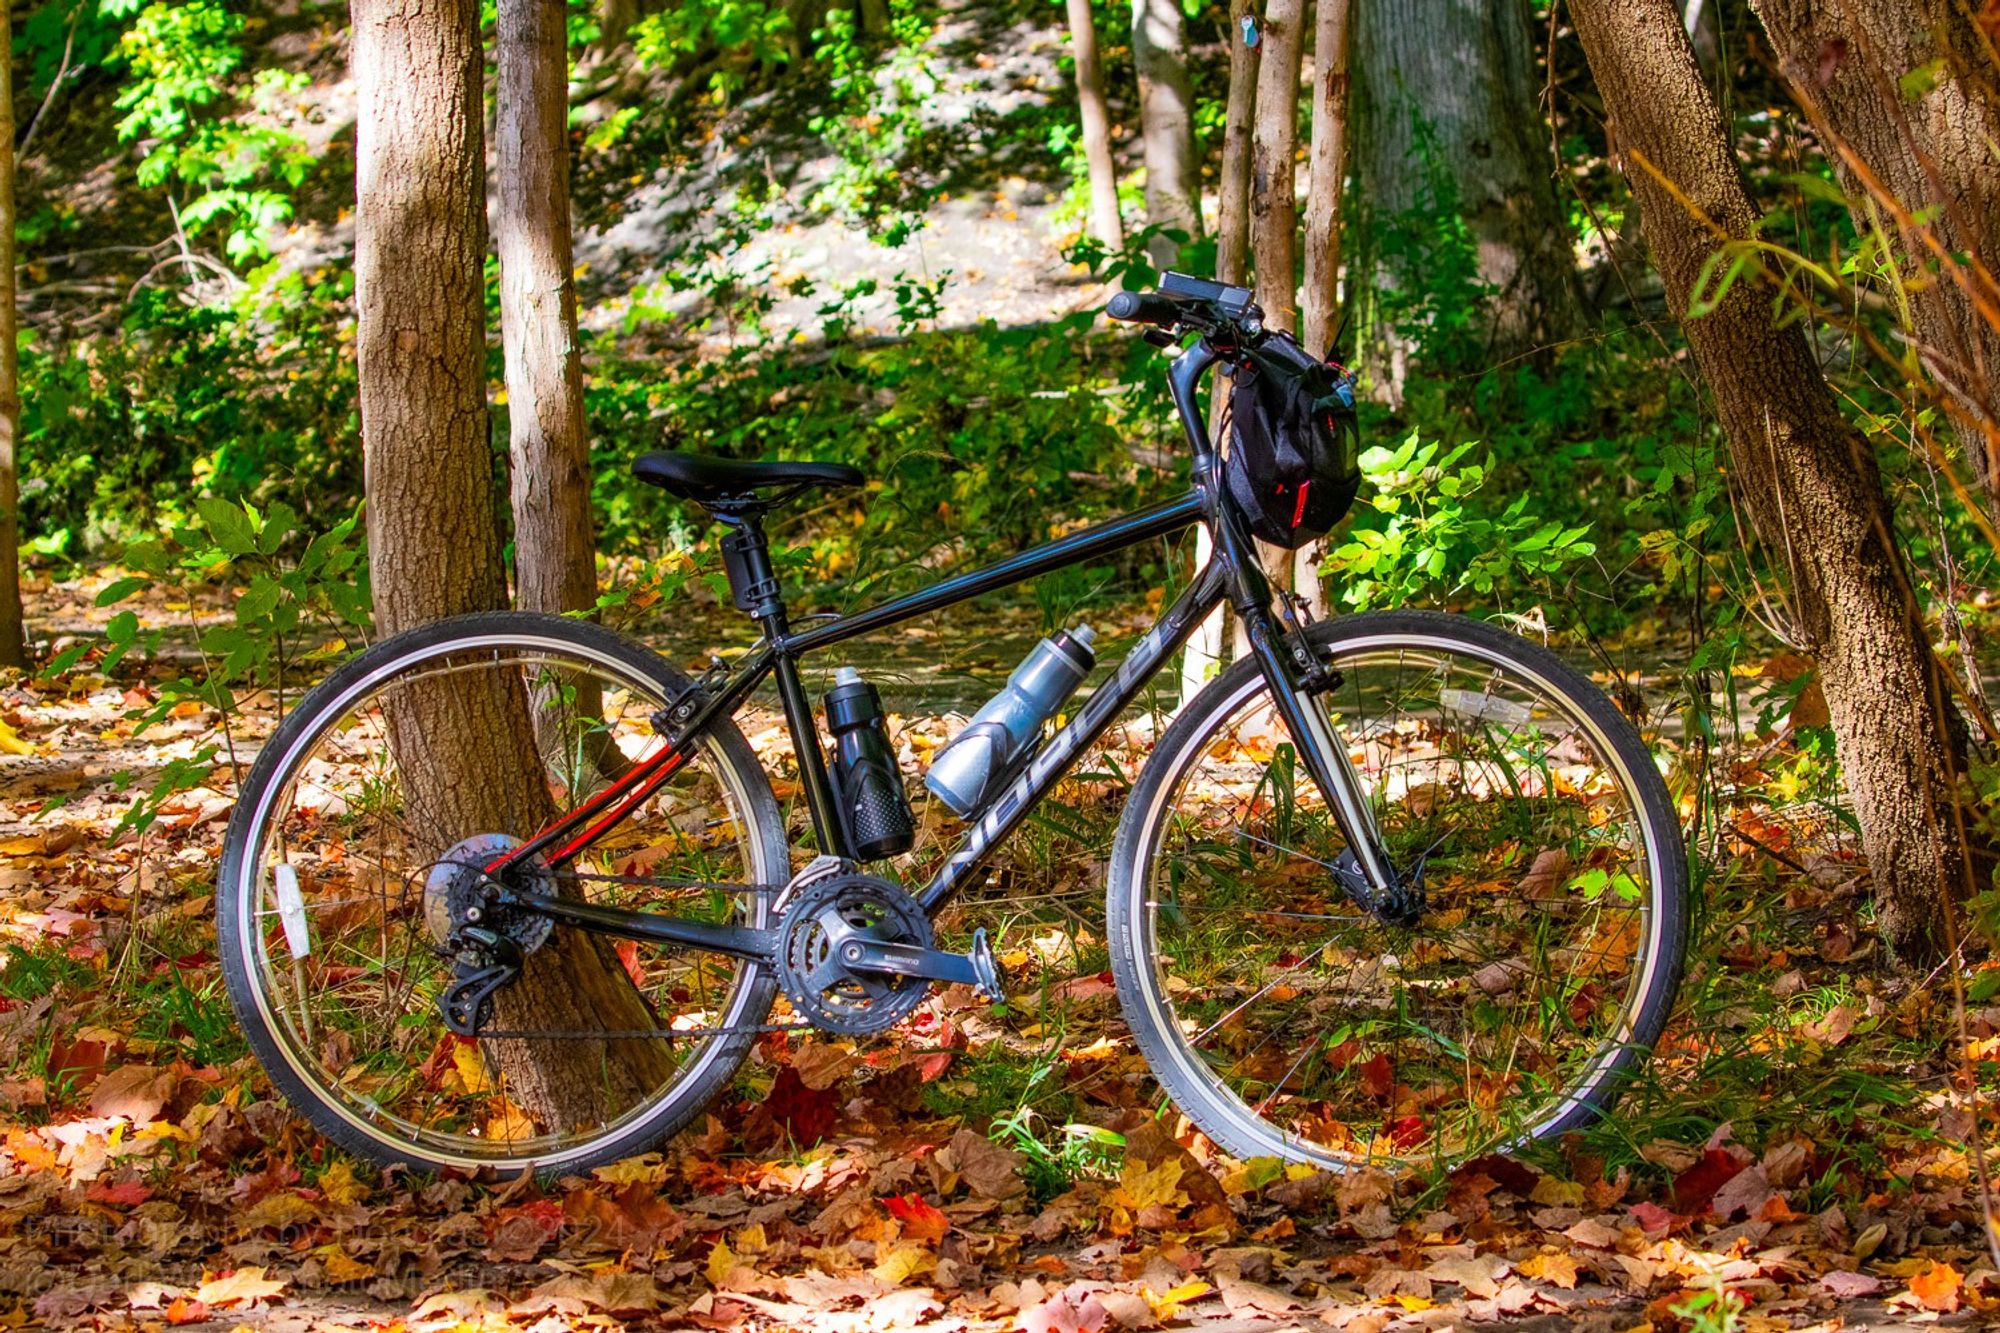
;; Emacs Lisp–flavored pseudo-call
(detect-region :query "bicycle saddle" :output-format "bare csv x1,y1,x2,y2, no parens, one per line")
632,451,863,507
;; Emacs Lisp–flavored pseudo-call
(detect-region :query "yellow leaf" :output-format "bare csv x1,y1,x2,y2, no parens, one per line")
319,1248,375,1284
734,1222,769,1256
1519,1251,1580,1289
592,1154,667,1185
1143,1280,1210,1320
871,1241,938,1285
1219,1157,1286,1196
0,719,36,758
484,1100,535,1144
195,1267,288,1308
707,1238,737,1288
1528,1176,1585,1207
318,1160,366,1208
1393,1294,1434,1312
453,1042,495,1094
1112,1156,1188,1210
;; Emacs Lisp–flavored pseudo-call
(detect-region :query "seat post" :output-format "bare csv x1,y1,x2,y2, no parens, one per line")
713,506,786,628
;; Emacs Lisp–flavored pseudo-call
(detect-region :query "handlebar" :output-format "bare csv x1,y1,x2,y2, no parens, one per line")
1104,271,1262,343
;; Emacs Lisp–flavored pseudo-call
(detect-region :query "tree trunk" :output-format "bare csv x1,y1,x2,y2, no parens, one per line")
497,0,598,621
1131,0,1203,268
1296,0,1352,614
596,0,638,51
1570,0,1987,965
0,1,22,671
1750,0,2000,518
353,0,674,1133
1300,0,1352,360
1352,0,1581,396
1065,0,1124,251
1250,0,1307,335
1184,0,1263,704
1235,0,1308,651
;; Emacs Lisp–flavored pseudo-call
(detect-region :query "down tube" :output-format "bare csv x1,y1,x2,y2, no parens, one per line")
918,561,1227,915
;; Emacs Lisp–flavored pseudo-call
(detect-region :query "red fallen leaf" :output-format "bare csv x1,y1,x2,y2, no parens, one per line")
1672,1147,1748,1215
1454,1153,1540,1196
763,1065,839,1144
1356,1052,1393,1100
86,1177,153,1207
1629,1199,1682,1237
487,1197,566,1261
165,1298,211,1326
615,939,646,989
882,1192,950,1243
45,1036,108,1094
916,1050,954,1082
1385,1115,1427,1149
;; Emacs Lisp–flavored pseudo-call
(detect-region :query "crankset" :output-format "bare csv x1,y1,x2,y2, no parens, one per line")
775,873,1004,1036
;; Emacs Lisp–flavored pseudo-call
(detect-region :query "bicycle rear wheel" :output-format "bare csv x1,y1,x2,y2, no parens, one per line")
217,612,790,1174
1110,610,1686,1168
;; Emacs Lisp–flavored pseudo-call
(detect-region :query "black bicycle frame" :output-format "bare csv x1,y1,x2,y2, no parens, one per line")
488,340,1396,961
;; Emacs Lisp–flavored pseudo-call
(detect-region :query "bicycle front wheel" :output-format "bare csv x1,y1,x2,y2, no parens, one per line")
217,612,791,1174
1110,610,1686,1168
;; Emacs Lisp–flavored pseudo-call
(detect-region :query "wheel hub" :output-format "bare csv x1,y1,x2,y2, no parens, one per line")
774,873,933,1035
423,832,556,955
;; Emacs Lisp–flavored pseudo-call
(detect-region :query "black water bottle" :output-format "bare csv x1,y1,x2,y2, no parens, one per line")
824,668,915,860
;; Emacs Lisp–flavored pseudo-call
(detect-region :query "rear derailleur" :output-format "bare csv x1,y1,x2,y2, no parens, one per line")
424,833,555,1037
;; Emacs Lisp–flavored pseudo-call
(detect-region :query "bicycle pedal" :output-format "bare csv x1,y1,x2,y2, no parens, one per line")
967,927,1006,1005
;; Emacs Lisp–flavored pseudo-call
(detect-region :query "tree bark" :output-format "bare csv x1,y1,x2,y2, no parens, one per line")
1750,0,2000,518
1131,0,1203,268
1184,1,1263,703
0,1,23,671
497,0,598,620
1352,0,1581,395
1065,0,1124,251
353,0,674,1133
1296,0,1352,614
1236,0,1308,648
1300,0,1352,360
1250,0,1307,335
1570,0,1987,965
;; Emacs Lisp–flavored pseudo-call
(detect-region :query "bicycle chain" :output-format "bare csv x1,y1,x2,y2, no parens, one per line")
450,867,804,1042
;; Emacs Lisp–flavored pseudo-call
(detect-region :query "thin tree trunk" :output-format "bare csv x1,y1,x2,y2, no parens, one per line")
1065,0,1124,251
1296,0,1352,615
0,1,23,671
1131,0,1203,268
1300,0,1351,360
1185,0,1263,703
353,0,674,1133
498,0,597,620
1235,0,1307,654
1250,0,1306,334
1751,0,2000,519
1353,0,1581,397
1570,0,1988,965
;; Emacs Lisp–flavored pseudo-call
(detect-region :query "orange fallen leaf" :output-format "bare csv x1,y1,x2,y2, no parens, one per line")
1909,1261,1962,1313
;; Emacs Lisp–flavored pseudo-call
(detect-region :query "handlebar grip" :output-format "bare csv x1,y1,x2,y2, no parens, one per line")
1106,290,1183,327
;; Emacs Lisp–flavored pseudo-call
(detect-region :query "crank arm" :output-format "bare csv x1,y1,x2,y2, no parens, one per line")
840,928,1005,1002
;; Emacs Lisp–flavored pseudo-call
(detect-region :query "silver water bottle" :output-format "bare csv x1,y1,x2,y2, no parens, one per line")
925,625,1097,817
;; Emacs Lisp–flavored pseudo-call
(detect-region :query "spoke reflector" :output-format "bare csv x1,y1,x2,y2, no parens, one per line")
274,863,312,958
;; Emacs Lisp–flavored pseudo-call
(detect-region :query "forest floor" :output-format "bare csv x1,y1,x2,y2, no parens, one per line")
2,572,1998,1332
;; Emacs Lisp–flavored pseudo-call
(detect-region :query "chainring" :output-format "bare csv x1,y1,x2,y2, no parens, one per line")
423,832,556,956
774,873,933,1036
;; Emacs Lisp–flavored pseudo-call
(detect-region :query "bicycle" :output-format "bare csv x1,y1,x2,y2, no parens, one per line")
218,274,1687,1175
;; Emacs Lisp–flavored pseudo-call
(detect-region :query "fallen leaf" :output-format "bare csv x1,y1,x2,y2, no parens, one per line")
194,1267,287,1309
1518,1251,1580,1289
1909,1261,1963,1313
1022,1285,1109,1333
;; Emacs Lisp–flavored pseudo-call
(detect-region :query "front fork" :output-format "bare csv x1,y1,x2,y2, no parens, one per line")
1204,472,1418,925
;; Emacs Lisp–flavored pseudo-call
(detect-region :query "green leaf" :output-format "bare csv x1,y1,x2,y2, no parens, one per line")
95,576,152,607
196,497,259,557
